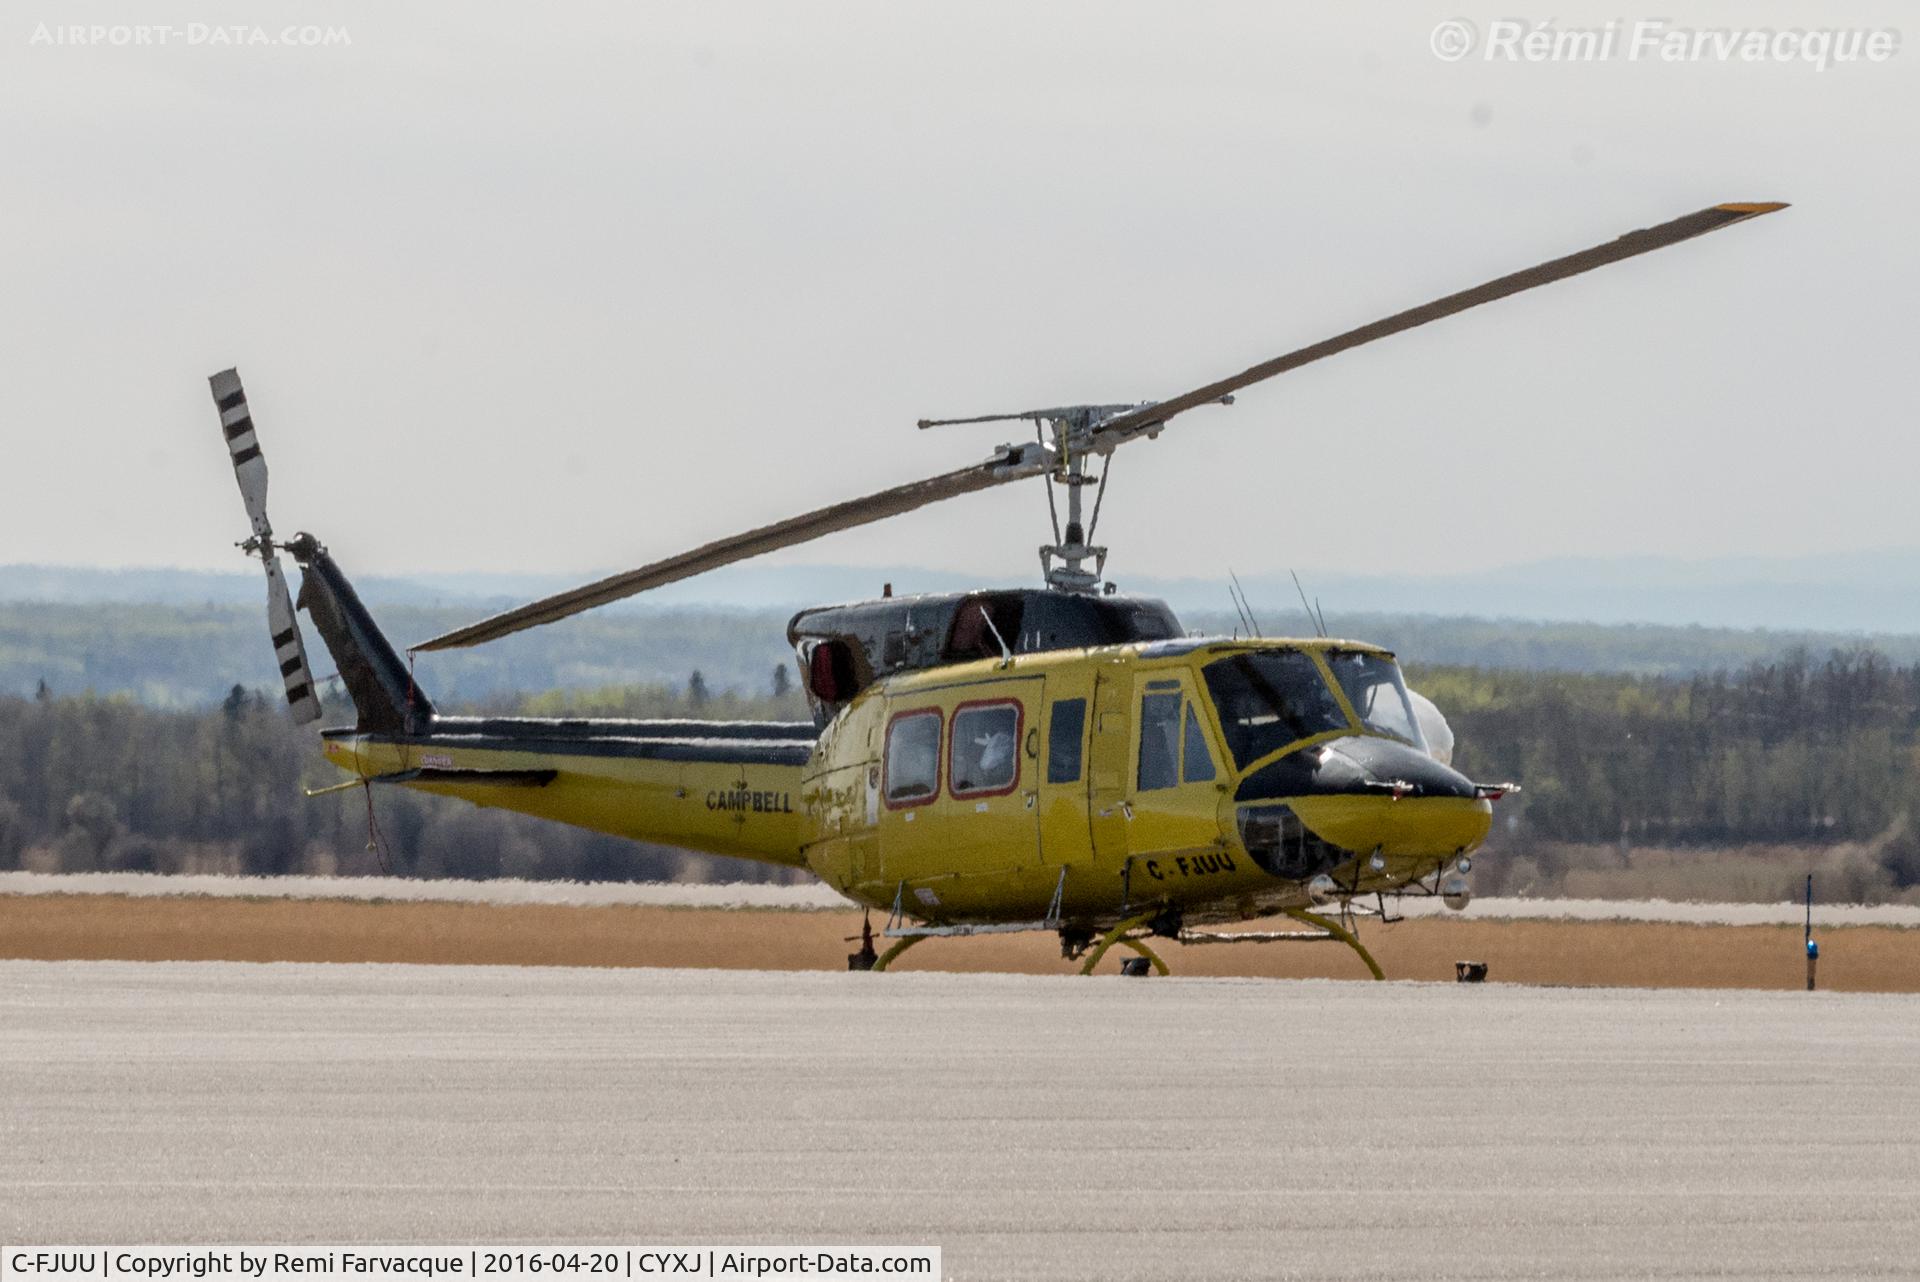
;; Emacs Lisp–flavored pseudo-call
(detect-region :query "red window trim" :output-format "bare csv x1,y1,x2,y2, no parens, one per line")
882,707,943,810
947,698,1025,800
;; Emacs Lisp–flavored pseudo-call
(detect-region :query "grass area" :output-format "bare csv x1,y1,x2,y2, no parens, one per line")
2,894,1911,991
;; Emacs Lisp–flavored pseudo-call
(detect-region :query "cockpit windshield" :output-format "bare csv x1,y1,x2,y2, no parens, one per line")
1201,650,1351,768
1323,649,1427,750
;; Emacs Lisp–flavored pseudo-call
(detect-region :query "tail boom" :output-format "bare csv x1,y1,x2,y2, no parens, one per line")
323,718,815,867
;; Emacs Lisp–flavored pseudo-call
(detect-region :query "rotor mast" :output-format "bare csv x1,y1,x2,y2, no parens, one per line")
920,401,1169,594
922,399,1240,592
1037,411,1106,593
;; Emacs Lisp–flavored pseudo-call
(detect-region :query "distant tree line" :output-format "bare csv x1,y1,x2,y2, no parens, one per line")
0,677,812,884
5,648,1920,892
1416,646,1920,893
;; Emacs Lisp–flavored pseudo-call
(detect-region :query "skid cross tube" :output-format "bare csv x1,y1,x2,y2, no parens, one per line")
872,933,928,973
1281,907,1386,980
1077,911,1161,976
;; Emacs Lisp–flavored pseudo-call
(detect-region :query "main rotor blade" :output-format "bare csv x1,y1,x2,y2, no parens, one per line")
412,453,1041,651
1090,201,1787,445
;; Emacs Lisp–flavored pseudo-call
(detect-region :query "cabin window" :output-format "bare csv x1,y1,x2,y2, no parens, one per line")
1137,691,1181,791
1182,703,1217,783
884,709,942,806
950,701,1021,797
1047,698,1086,783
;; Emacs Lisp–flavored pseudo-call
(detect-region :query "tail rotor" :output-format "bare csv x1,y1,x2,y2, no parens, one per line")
209,367,323,725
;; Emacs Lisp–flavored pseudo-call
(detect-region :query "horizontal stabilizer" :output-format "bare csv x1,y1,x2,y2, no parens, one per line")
382,766,559,788
305,765,558,798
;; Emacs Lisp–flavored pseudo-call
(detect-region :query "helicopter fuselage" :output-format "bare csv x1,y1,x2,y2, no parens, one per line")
798,637,1490,928
323,632,1492,934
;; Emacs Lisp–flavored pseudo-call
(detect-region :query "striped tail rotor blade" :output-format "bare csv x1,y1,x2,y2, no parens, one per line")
264,554,322,725
209,367,271,540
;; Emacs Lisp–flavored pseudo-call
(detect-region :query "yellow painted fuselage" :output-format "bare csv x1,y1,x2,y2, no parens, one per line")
326,639,1491,932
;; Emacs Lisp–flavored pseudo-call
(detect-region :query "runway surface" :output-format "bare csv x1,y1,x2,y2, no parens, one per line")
4,961,1918,1279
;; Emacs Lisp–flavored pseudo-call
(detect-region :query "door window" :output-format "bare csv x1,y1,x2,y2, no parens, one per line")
1140,688,1219,791
1047,698,1086,783
1138,692,1182,791
884,709,942,807
950,701,1022,797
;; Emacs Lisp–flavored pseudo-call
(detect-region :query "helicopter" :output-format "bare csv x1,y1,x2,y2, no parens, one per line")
211,200,1784,977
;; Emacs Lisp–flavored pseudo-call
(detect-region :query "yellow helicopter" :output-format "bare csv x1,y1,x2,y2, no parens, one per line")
210,201,1783,977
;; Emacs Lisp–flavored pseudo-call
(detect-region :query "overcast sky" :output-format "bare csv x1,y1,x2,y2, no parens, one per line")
4,1,1914,594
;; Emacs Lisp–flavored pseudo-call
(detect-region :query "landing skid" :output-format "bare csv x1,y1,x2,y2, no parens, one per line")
866,871,1071,971
854,874,1386,979
1178,907,1385,980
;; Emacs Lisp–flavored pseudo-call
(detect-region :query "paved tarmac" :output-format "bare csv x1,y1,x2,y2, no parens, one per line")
3,961,1917,1279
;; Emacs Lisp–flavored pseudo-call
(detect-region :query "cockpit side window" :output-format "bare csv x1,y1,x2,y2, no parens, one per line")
1182,703,1216,783
1201,650,1352,769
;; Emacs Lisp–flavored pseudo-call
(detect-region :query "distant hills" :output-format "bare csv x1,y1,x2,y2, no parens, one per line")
8,547,1920,633
6,552,1920,709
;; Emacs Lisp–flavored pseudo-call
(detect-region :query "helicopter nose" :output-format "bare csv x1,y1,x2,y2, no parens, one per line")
1232,735,1477,803
1231,735,1491,881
